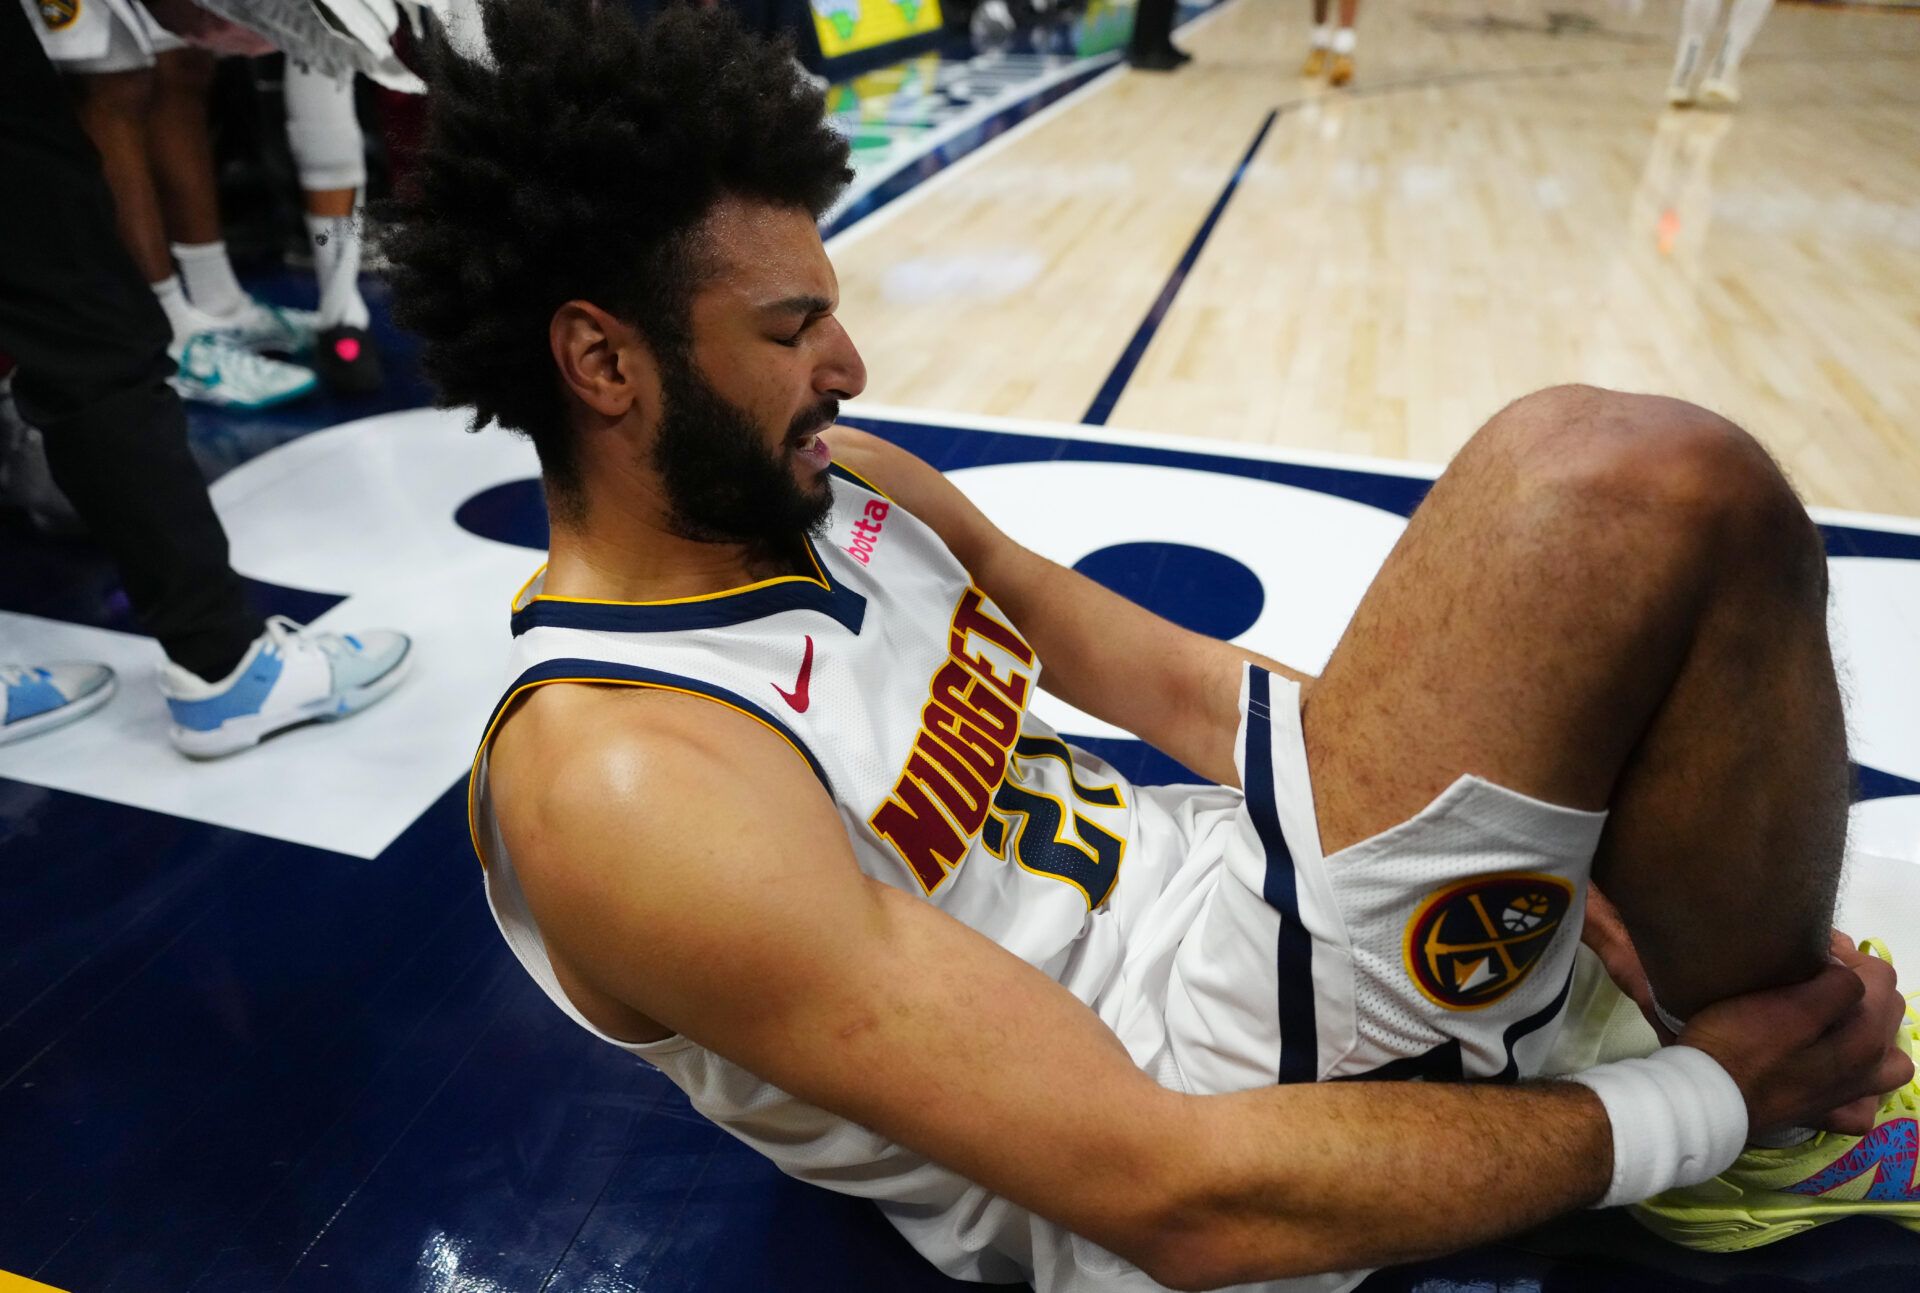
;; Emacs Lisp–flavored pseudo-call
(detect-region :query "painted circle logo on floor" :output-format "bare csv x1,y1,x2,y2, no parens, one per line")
1403,872,1575,1011
455,477,549,550
1070,542,1264,640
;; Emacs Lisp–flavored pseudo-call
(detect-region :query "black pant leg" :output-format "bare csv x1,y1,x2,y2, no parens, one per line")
0,2,261,680
1128,0,1178,57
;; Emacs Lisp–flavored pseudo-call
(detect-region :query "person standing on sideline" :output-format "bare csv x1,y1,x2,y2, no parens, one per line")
1301,0,1358,87
1126,0,1189,72
28,0,324,409
1669,0,1774,107
0,0,411,755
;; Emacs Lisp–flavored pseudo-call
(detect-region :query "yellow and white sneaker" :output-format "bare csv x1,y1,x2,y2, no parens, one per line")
1633,941,1920,1252
1329,53,1354,88
1301,47,1328,77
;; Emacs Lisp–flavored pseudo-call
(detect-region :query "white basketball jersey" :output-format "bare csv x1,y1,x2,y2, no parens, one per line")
469,466,1166,1287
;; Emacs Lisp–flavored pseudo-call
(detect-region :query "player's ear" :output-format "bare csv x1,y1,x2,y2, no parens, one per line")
549,301,659,422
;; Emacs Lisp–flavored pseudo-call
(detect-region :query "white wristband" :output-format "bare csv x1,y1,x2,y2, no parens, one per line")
1566,1045,1749,1208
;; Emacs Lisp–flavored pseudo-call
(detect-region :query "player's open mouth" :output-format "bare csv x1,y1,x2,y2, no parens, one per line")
789,430,832,469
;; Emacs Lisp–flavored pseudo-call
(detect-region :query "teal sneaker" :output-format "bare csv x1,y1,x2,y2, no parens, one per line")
168,332,318,410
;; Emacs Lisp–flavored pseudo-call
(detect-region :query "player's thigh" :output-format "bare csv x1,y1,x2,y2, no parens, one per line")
1300,383,1786,855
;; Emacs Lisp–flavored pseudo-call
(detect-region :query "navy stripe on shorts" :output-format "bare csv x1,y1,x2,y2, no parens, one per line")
1244,668,1319,1085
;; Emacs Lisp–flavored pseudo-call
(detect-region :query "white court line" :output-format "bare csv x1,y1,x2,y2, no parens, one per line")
850,399,1443,481
845,400,1920,533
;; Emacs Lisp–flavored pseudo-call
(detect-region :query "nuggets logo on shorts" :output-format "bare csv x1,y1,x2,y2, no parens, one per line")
1403,872,1574,1011
38,0,81,31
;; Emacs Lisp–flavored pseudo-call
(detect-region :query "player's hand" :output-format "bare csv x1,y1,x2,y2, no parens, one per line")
1810,933,1913,1131
1678,951,1912,1137
1580,883,1675,1045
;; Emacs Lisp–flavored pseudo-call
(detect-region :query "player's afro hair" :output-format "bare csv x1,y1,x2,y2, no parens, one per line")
382,0,852,507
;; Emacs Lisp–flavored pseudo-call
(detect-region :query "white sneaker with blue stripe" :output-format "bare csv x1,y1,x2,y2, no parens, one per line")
1,662,116,745
159,616,412,759
168,332,319,411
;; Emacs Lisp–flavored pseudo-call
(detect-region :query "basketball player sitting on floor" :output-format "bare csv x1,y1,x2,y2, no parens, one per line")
385,5,1920,1290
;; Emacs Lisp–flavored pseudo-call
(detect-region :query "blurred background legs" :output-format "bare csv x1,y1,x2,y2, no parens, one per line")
1,1,264,687
285,61,383,394
1670,0,1774,107
1302,0,1358,86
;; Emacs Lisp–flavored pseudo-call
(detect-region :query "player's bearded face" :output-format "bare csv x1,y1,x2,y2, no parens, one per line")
649,347,837,547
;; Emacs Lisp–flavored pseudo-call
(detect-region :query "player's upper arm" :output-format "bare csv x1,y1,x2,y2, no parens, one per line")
491,687,1197,1273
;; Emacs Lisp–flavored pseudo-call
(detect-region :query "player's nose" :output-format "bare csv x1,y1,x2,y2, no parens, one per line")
816,317,866,401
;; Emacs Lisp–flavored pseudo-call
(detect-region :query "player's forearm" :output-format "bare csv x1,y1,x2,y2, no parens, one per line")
967,537,1273,785
1136,1080,1610,1289
970,540,1190,716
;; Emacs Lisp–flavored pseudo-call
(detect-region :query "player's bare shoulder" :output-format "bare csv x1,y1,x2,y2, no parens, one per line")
484,678,853,1041
487,681,812,873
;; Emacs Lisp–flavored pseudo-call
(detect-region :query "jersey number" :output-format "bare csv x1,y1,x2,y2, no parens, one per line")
980,736,1126,908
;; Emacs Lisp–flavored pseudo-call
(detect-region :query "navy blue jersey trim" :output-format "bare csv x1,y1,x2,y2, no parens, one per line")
1245,667,1318,1085
1336,1041,1464,1084
479,657,834,796
510,539,868,638
1493,961,1578,1084
828,461,893,501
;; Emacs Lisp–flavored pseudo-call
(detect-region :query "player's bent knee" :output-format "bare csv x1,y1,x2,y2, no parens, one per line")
1491,385,1811,568
1620,400,1822,582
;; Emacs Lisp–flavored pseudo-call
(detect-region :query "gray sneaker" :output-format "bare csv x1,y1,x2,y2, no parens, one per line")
1,662,116,745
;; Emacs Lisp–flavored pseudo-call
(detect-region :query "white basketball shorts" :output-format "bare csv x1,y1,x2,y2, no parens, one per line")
29,0,185,73
1106,664,1611,1099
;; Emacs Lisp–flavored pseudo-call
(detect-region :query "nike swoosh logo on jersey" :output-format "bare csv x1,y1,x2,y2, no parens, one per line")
773,635,815,713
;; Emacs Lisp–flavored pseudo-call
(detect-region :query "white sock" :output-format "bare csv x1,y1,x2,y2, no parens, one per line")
170,240,248,319
1310,23,1332,49
1672,0,1722,87
304,209,370,330
151,275,194,342
1331,26,1355,55
1712,0,1773,81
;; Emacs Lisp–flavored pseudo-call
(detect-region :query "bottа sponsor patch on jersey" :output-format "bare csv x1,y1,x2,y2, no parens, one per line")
845,498,891,565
